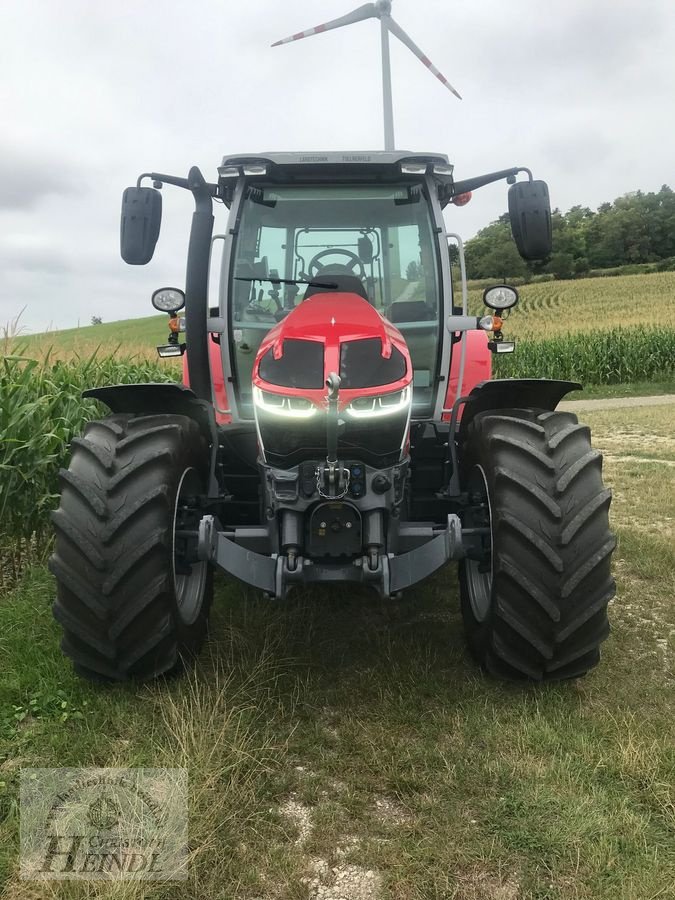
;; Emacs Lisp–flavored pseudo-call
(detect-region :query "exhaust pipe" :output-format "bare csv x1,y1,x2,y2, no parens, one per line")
184,166,214,402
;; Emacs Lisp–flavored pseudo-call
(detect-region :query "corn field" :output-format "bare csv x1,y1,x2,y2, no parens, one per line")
0,353,172,582
466,270,675,338
494,326,675,383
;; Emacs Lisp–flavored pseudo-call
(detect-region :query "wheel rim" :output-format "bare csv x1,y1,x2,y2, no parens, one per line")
464,465,493,623
173,467,208,626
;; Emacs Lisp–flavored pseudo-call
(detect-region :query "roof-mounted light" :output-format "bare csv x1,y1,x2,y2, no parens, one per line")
400,162,428,175
432,163,454,176
242,163,268,176
219,162,270,178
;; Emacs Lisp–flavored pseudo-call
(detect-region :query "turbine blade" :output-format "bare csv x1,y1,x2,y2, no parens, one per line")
386,17,462,99
271,3,379,47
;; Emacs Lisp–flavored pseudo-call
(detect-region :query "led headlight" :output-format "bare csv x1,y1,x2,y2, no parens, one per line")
253,387,317,419
345,386,411,419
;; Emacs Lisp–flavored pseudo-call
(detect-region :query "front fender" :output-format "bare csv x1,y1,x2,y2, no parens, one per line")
457,378,581,442
83,383,220,496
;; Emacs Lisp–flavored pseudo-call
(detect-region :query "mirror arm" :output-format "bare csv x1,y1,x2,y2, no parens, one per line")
448,166,533,199
137,171,219,198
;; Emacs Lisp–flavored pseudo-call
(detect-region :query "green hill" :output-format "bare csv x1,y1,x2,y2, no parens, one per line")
14,314,169,359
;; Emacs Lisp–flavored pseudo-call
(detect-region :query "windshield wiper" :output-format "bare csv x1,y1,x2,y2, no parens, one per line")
235,276,338,289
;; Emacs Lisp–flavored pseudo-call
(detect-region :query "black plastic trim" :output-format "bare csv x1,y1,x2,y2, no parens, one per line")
458,379,581,443
83,383,220,497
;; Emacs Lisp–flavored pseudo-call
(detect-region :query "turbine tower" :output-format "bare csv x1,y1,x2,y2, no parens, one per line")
272,0,461,151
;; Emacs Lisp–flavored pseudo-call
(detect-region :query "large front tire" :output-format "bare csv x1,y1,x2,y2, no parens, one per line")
459,408,615,681
49,413,213,682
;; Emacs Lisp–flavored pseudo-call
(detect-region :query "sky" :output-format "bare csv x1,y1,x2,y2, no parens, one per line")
1,0,674,332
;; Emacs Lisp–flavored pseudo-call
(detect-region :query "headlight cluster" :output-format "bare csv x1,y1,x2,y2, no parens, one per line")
253,387,317,418
345,386,411,419
254,386,412,420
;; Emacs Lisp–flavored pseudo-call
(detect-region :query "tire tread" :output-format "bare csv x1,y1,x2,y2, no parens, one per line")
50,413,212,682
459,406,615,681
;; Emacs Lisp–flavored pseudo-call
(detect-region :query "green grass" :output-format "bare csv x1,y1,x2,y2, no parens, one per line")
15,314,169,358
1,405,674,898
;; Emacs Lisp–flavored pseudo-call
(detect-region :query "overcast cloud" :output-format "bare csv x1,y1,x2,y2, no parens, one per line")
1,0,674,331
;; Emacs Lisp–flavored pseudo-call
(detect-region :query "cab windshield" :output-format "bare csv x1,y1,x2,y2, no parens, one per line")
228,183,441,415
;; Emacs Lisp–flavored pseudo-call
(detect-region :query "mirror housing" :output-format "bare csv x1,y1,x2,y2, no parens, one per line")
508,180,552,261
120,186,162,265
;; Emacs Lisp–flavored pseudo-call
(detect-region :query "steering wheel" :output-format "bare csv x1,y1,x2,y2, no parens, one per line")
307,249,367,281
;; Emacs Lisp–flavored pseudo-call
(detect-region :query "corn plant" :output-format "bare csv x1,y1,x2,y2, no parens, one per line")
0,351,173,580
494,326,675,383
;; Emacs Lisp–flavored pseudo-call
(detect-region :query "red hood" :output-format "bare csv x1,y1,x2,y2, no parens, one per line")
253,292,411,410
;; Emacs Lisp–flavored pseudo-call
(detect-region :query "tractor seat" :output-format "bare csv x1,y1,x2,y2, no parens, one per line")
303,274,369,302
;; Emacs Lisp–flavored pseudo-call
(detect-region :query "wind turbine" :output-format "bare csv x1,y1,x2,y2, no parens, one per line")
272,0,461,151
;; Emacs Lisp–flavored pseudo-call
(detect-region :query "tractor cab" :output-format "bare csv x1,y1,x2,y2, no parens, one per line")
218,152,456,421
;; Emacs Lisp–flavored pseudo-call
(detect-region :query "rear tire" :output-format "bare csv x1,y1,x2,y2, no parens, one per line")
49,413,213,682
459,408,615,681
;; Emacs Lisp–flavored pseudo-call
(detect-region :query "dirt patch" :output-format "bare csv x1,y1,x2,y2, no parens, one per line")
280,795,313,845
372,796,414,826
280,793,383,897
454,867,521,900
306,858,382,900
325,778,348,794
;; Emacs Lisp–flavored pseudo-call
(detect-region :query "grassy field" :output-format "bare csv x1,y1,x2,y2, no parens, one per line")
1,403,674,899
6,312,169,361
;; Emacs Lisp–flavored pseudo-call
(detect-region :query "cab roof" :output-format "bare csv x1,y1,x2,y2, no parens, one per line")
219,151,453,184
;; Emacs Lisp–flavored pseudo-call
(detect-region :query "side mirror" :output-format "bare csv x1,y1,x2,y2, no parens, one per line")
120,187,162,265
508,180,552,261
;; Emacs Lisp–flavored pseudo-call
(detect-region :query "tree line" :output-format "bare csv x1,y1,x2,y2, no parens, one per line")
464,184,675,281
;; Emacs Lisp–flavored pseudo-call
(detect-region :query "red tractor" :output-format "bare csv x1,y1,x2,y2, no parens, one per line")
50,152,615,683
